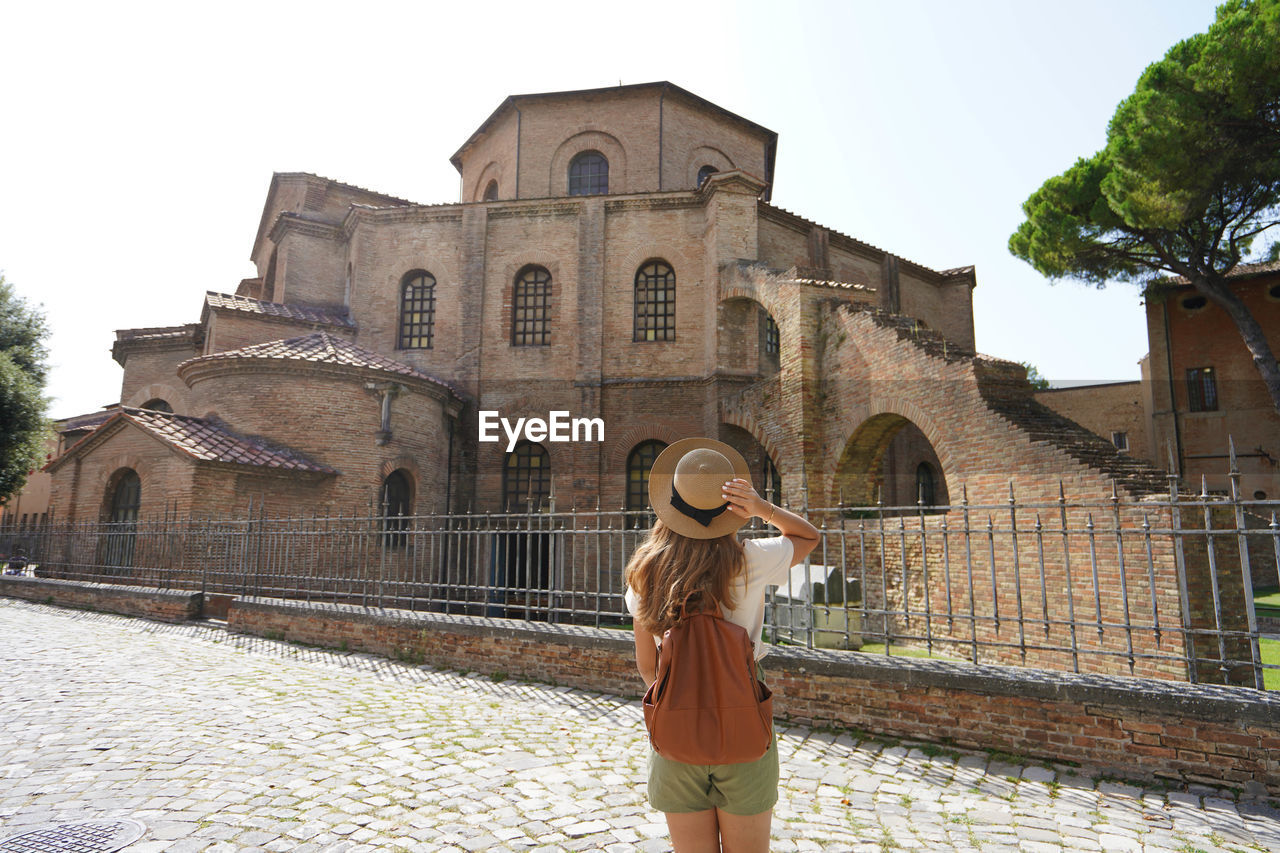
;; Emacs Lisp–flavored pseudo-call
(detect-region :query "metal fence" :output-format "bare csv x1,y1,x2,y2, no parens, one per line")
2,477,1277,690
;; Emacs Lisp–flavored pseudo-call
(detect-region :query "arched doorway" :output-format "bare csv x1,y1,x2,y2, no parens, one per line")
380,469,413,548
834,414,949,511
492,442,553,617
102,468,140,569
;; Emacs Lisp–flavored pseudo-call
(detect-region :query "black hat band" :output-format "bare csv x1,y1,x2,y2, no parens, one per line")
671,483,730,527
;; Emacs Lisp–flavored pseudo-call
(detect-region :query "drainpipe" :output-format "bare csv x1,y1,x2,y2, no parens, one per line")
445,412,455,514
515,109,522,199
1162,301,1185,477
658,89,665,191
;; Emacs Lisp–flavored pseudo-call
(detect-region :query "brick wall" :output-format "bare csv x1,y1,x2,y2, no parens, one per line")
0,577,201,622
1036,382,1148,464
1146,274,1280,497
453,85,772,203
223,595,1280,796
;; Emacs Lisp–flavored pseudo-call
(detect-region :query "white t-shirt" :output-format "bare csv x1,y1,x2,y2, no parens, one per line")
625,536,795,660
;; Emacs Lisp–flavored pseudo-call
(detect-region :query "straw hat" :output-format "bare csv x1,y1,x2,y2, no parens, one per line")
648,437,752,539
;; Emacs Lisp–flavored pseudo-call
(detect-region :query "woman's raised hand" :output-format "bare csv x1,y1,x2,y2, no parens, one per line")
721,478,770,520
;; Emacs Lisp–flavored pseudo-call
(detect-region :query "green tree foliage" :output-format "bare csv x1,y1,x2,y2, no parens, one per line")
0,273,51,503
1010,0,1280,413
1020,362,1051,391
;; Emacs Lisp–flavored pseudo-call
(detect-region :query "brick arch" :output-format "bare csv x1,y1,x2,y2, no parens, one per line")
718,410,784,479
378,455,419,483
718,281,785,325
830,399,954,507
96,455,151,522
125,383,188,413
392,251,459,298
614,244,696,289
549,130,628,196
606,423,683,472
685,145,735,189
472,160,504,202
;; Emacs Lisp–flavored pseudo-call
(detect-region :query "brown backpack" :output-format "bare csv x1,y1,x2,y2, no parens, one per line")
642,600,774,765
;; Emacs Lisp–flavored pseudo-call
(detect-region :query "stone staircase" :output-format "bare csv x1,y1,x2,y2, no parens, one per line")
841,303,1169,497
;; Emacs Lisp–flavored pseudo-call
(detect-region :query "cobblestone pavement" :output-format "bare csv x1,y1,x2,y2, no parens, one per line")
1,599,1277,853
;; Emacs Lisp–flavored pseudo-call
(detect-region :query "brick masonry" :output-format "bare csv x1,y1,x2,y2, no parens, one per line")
5,579,1275,793
0,576,201,623
34,82,1255,686
216,593,1280,796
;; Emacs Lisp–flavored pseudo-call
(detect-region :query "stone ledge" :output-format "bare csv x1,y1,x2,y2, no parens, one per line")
0,576,202,623
232,595,634,650
769,644,1280,729
232,595,1280,728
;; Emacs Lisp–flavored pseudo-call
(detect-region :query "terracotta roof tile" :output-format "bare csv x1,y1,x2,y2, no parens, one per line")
121,407,336,474
115,324,202,343
57,407,121,433
1163,259,1280,285
188,332,458,394
204,292,355,328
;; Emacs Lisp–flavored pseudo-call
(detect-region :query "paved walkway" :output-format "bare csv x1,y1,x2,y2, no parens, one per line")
0,599,1277,853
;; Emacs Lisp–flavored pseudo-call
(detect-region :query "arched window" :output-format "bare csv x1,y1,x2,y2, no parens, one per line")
697,165,718,188
483,180,499,201
109,470,141,524
568,150,608,196
634,260,676,342
381,469,413,546
915,462,937,507
398,271,436,349
626,440,667,512
512,266,552,346
104,469,140,568
139,399,173,413
504,441,550,511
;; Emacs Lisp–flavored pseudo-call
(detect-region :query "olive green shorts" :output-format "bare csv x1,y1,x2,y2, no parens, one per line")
645,664,779,816
646,734,779,816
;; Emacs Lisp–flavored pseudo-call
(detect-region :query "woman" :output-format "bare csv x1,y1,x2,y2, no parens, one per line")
625,438,819,853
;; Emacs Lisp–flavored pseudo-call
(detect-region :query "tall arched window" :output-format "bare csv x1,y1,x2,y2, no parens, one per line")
398,271,436,349
139,399,172,413
568,150,608,196
483,180,499,201
634,260,676,342
104,469,140,568
381,469,413,546
626,440,667,512
504,442,550,511
697,165,718,188
915,462,937,507
512,266,552,346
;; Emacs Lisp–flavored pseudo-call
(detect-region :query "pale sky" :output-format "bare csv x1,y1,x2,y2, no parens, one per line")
1,0,1226,420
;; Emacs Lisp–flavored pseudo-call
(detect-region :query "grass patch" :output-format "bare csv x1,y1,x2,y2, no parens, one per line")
1255,586,1280,609
1261,637,1279,691
855,642,964,661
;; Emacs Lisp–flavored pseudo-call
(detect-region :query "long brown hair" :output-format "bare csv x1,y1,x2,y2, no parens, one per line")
625,519,746,636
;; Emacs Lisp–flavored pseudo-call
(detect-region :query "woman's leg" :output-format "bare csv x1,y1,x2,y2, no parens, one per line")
716,808,772,853
665,809,720,853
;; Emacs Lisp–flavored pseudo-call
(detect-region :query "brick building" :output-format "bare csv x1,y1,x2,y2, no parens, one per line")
46,82,994,524
1142,263,1280,498
1036,262,1280,499
36,82,1257,680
